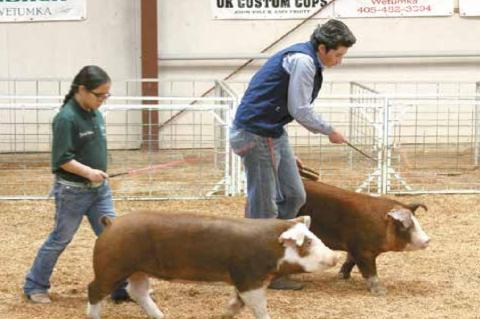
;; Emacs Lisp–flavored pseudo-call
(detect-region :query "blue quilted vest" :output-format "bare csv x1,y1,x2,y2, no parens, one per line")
233,41,323,138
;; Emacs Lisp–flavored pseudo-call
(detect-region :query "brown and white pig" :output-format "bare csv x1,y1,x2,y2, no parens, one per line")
86,211,338,319
298,179,430,295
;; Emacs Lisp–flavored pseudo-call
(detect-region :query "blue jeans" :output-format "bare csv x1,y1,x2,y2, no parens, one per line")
230,126,306,219
23,180,115,295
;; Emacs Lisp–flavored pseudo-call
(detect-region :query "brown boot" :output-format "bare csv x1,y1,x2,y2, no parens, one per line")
268,276,304,290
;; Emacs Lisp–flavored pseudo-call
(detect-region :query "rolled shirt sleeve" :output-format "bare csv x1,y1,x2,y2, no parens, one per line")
51,116,76,171
283,53,333,135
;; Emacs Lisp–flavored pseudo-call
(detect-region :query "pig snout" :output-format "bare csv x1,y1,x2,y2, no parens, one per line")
406,215,431,251
317,249,339,269
414,234,430,249
323,252,340,267
310,237,339,271
421,237,431,248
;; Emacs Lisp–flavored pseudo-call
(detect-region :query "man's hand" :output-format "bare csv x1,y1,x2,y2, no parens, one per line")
61,160,108,182
87,169,108,183
328,130,347,144
295,156,304,169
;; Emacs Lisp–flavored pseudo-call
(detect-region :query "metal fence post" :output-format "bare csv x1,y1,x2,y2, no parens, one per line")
381,97,390,194
475,82,480,167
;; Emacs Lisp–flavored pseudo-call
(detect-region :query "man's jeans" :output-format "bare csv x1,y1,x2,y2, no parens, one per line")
230,126,306,219
23,180,115,295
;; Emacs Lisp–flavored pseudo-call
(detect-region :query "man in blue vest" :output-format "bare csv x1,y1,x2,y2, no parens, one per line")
230,19,356,290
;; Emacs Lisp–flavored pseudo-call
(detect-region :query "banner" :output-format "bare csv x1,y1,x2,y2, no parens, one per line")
211,0,334,20
334,0,453,18
0,0,86,23
459,0,480,16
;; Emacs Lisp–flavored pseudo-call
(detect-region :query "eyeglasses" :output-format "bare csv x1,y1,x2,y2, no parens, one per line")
89,90,111,100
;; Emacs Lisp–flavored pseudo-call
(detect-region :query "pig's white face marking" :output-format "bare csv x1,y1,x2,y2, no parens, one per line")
388,208,430,251
279,223,338,272
404,215,430,251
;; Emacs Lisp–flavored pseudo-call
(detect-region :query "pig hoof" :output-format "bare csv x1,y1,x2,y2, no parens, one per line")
221,309,236,318
366,276,387,296
338,272,351,280
369,285,387,296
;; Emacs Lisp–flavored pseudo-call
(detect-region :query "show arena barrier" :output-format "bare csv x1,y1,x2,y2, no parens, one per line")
0,79,479,199
0,79,239,199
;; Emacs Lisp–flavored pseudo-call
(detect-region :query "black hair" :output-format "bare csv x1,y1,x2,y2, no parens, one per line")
62,65,111,106
310,19,356,52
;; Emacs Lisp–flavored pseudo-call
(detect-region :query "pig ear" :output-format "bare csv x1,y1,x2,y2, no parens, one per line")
289,215,311,229
279,224,306,247
387,208,413,229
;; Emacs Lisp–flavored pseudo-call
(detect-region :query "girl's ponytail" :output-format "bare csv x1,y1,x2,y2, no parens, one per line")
62,85,76,106
61,66,111,107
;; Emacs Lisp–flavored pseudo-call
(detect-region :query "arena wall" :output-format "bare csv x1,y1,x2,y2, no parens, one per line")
0,0,141,88
157,0,480,84
1,1,479,85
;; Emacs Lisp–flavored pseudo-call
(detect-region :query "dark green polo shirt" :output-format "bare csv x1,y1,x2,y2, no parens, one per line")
51,98,107,183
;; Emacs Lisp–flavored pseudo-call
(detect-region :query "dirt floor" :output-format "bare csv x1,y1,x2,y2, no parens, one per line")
1,193,480,319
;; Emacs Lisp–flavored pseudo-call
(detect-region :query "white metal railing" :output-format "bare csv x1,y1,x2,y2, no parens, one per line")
226,80,480,195
1,79,480,197
0,92,235,200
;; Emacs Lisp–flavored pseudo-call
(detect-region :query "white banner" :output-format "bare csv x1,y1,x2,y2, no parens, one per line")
0,0,86,23
211,0,334,20
334,0,453,18
459,0,480,16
